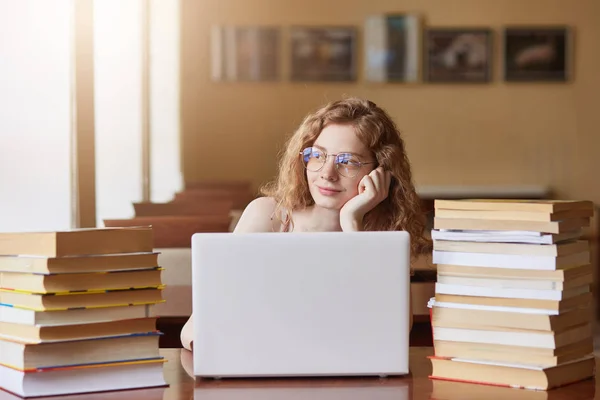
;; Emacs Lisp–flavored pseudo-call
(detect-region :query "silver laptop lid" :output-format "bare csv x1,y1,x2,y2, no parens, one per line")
192,231,411,377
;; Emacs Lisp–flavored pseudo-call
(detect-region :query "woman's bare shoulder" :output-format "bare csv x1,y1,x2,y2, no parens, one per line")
233,197,282,232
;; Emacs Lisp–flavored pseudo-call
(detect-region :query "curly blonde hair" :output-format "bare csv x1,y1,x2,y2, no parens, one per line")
261,97,431,256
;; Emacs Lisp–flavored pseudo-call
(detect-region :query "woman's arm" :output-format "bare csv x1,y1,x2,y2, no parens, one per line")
180,197,280,351
180,314,194,351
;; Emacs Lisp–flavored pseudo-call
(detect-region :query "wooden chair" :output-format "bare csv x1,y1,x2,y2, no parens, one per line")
132,199,233,217
173,187,256,210
184,181,252,192
103,215,231,248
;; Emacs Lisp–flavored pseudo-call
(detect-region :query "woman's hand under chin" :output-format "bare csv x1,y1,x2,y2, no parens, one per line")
339,167,391,231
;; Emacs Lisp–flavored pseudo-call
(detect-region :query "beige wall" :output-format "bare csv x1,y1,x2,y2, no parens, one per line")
180,0,600,204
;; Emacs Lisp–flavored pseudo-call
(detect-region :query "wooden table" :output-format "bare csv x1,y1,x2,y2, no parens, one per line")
0,348,596,400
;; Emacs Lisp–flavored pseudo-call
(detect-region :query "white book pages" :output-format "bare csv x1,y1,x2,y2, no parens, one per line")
434,283,589,301
436,275,561,291
432,300,559,315
438,229,546,236
450,354,595,370
433,327,554,348
431,229,582,244
432,251,557,270
432,251,589,271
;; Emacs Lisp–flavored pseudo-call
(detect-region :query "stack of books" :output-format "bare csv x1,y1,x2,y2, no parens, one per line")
0,226,167,397
428,199,596,390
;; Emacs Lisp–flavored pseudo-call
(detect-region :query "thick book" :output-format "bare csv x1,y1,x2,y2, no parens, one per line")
432,323,592,349
431,304,591,331
0,252,159,274
0,287,164,311
430,378,555,399
0,358,166,397
433,339,593,368
434,282,590,301
0,303,149,326
434,292,592,313
429,355,595,390
432,240,588,257
436,272,593,291
436,263,592,282
434,208,594,222
431,229,582,244
434,199,594,213
0,317,158,344
434,217,589,234
432,250,589,271
0,227,153,257
0,268,163,294
0,332,161,371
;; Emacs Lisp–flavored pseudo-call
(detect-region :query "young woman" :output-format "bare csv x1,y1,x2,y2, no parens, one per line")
180,97,429,351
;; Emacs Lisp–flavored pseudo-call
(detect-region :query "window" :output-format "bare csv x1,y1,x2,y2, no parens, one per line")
94,0,182,226
0,0,72,232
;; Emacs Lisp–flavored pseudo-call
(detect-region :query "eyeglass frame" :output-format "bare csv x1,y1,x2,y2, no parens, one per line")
299,146,378,178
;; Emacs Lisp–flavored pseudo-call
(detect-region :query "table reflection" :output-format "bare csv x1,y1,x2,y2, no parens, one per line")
194,385,409,400
183,347,597,400
0,349,593,400
182,349,410,400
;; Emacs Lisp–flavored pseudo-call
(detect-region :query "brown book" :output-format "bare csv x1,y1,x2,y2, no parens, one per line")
434,208,594,221
429,355,595,390
432,323,592,349
0,287,164,310
434,292,592,313
433,339,594,368
431,229,583,245
0,304,149,326
433,250,590,271
1,333,161,371
0,227,153,257
434,199,594,213
433,239,588,257
434,217,589,234
0,268,163,294
436,270,593,292
0,252,159,274
431,378,553,400
431,306,592,332
0,317,157,344
436,263,593,282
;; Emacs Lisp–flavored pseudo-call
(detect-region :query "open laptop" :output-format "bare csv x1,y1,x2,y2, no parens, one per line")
191,231,411,378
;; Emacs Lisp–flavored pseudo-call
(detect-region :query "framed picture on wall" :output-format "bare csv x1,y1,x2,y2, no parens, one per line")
364,13,421,83
424,28,493,83
211,25,281,82
503,26,570,82
290,26,357,82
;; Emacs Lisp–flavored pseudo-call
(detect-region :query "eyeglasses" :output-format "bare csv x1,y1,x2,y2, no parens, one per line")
299,147,377,178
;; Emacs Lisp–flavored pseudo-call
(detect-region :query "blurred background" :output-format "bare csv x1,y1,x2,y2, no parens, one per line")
0,0,598,346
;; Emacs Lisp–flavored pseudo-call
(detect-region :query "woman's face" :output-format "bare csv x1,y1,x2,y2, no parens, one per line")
303,124,376,210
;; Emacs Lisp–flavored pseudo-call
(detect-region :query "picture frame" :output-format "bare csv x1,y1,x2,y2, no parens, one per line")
424,28,493,83
211,25,281,82
364,13,421,83
503,26,570,82
289,26,357,82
